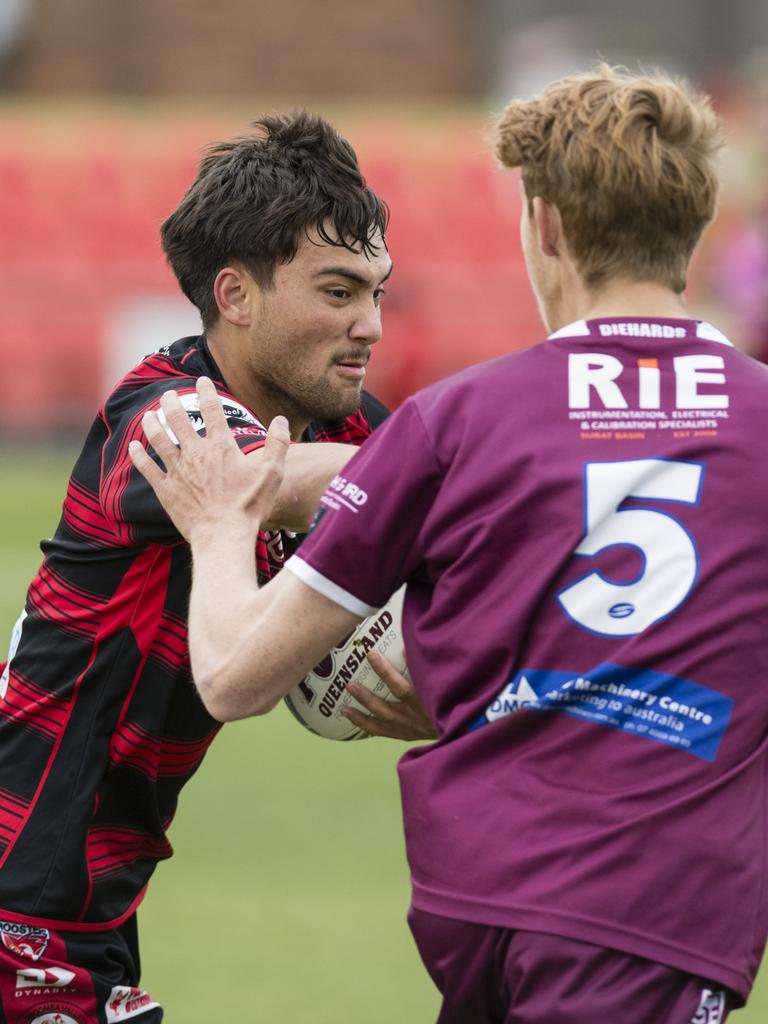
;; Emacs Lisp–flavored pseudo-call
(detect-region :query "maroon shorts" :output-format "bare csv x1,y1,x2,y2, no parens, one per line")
0,915,162,1024
409,908,735,1024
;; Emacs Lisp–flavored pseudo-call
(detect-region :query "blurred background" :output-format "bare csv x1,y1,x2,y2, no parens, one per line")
1,1,768,1020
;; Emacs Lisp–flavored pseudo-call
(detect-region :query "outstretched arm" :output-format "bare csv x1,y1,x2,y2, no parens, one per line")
129,378,359,720
129,378,436,741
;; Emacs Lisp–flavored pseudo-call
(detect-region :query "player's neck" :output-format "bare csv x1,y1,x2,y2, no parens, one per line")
206,328,310,440
542,272,691,336
579,279,690,324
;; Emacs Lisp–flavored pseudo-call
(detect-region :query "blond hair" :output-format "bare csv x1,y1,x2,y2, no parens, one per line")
496,65,723,292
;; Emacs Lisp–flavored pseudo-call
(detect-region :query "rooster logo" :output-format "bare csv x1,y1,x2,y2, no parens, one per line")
0,923,49,961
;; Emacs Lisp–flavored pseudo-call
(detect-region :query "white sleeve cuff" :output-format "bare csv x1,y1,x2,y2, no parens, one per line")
284,556,378,618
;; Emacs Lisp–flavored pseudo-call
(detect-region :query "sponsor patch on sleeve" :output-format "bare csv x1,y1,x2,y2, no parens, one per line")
155,391,264,445
105,986,161,1022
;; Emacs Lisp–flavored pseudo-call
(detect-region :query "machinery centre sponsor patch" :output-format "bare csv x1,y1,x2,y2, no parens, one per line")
470,662,732,761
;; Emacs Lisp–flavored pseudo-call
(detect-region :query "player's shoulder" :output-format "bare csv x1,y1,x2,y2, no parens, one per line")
719,339,768,377
413,347,535,418
106,336,207,403
100,335,244,425
716,342,768,418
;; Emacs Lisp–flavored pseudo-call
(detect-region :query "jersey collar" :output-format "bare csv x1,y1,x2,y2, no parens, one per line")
547,319,734,347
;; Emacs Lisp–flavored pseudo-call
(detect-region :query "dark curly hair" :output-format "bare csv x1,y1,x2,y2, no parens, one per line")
161,111,389,328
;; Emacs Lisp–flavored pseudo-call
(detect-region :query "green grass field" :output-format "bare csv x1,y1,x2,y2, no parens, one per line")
1,447,765,1022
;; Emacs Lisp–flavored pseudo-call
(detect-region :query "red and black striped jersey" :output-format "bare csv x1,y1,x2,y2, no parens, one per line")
0,335,387,930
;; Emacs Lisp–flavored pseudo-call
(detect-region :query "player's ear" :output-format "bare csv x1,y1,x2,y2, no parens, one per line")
213,265,260,327
531,196,563,259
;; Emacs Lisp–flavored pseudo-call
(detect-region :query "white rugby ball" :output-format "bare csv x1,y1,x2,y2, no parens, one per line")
284,586,406,741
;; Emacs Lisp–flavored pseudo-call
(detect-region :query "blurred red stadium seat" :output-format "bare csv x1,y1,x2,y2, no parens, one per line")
0,116,541,436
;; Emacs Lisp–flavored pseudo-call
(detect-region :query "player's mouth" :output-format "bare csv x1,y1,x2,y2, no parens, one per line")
333,355,368,380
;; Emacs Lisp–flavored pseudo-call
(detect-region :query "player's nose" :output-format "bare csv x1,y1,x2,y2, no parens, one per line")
349,304,383,346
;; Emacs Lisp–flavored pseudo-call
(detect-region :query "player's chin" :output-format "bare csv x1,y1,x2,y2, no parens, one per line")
323,382,364,419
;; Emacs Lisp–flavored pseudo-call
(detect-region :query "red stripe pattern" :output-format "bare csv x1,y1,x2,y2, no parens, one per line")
316,409,370,444
148,611,189,673
256,529,285,584
0,668,71,741
109,720,218,780
86,827,173,880
0,788,30,854
63,477,122,548
27,563,106,639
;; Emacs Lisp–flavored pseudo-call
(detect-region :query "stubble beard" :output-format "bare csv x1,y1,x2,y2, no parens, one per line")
257,361,362,426
247,314,364,427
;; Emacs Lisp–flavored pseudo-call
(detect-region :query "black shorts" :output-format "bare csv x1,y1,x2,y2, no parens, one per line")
0,914,162,1023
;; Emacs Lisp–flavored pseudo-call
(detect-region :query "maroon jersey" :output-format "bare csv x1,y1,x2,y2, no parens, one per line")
0,334,386,929
289,318,768,1001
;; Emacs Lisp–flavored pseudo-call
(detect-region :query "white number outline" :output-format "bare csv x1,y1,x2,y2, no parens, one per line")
1,608,27,700
556,458,705,638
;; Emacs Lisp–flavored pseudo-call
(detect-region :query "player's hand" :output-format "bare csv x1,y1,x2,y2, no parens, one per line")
343,650,438,742
128,377,290,545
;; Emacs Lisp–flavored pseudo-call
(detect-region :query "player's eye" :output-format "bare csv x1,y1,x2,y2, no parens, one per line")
374,287,387,305
327,288,351,300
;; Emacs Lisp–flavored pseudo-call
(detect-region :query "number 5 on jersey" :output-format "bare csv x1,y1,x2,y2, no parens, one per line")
558,459,704,637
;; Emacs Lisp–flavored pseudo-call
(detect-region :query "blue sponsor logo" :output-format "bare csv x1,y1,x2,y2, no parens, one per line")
469,662,732,762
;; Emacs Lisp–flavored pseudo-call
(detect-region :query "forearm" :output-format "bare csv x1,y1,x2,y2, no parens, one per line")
128,384,362,721
259,443,356,531
186,516,360,722
186,515,275,720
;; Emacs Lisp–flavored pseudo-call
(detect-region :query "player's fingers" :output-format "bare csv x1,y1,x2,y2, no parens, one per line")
342,705,388,738
160,390,199,448
128,439,167,492
260,415,291,487
351,663,438,740
196,377,232,444
265,414,291,457
366,649,412,701
344,701,434,742
346,681,398,721
141,409,179,466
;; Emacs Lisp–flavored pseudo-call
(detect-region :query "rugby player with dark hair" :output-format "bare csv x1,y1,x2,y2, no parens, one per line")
136,69,768,1022
0,111,433,1023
